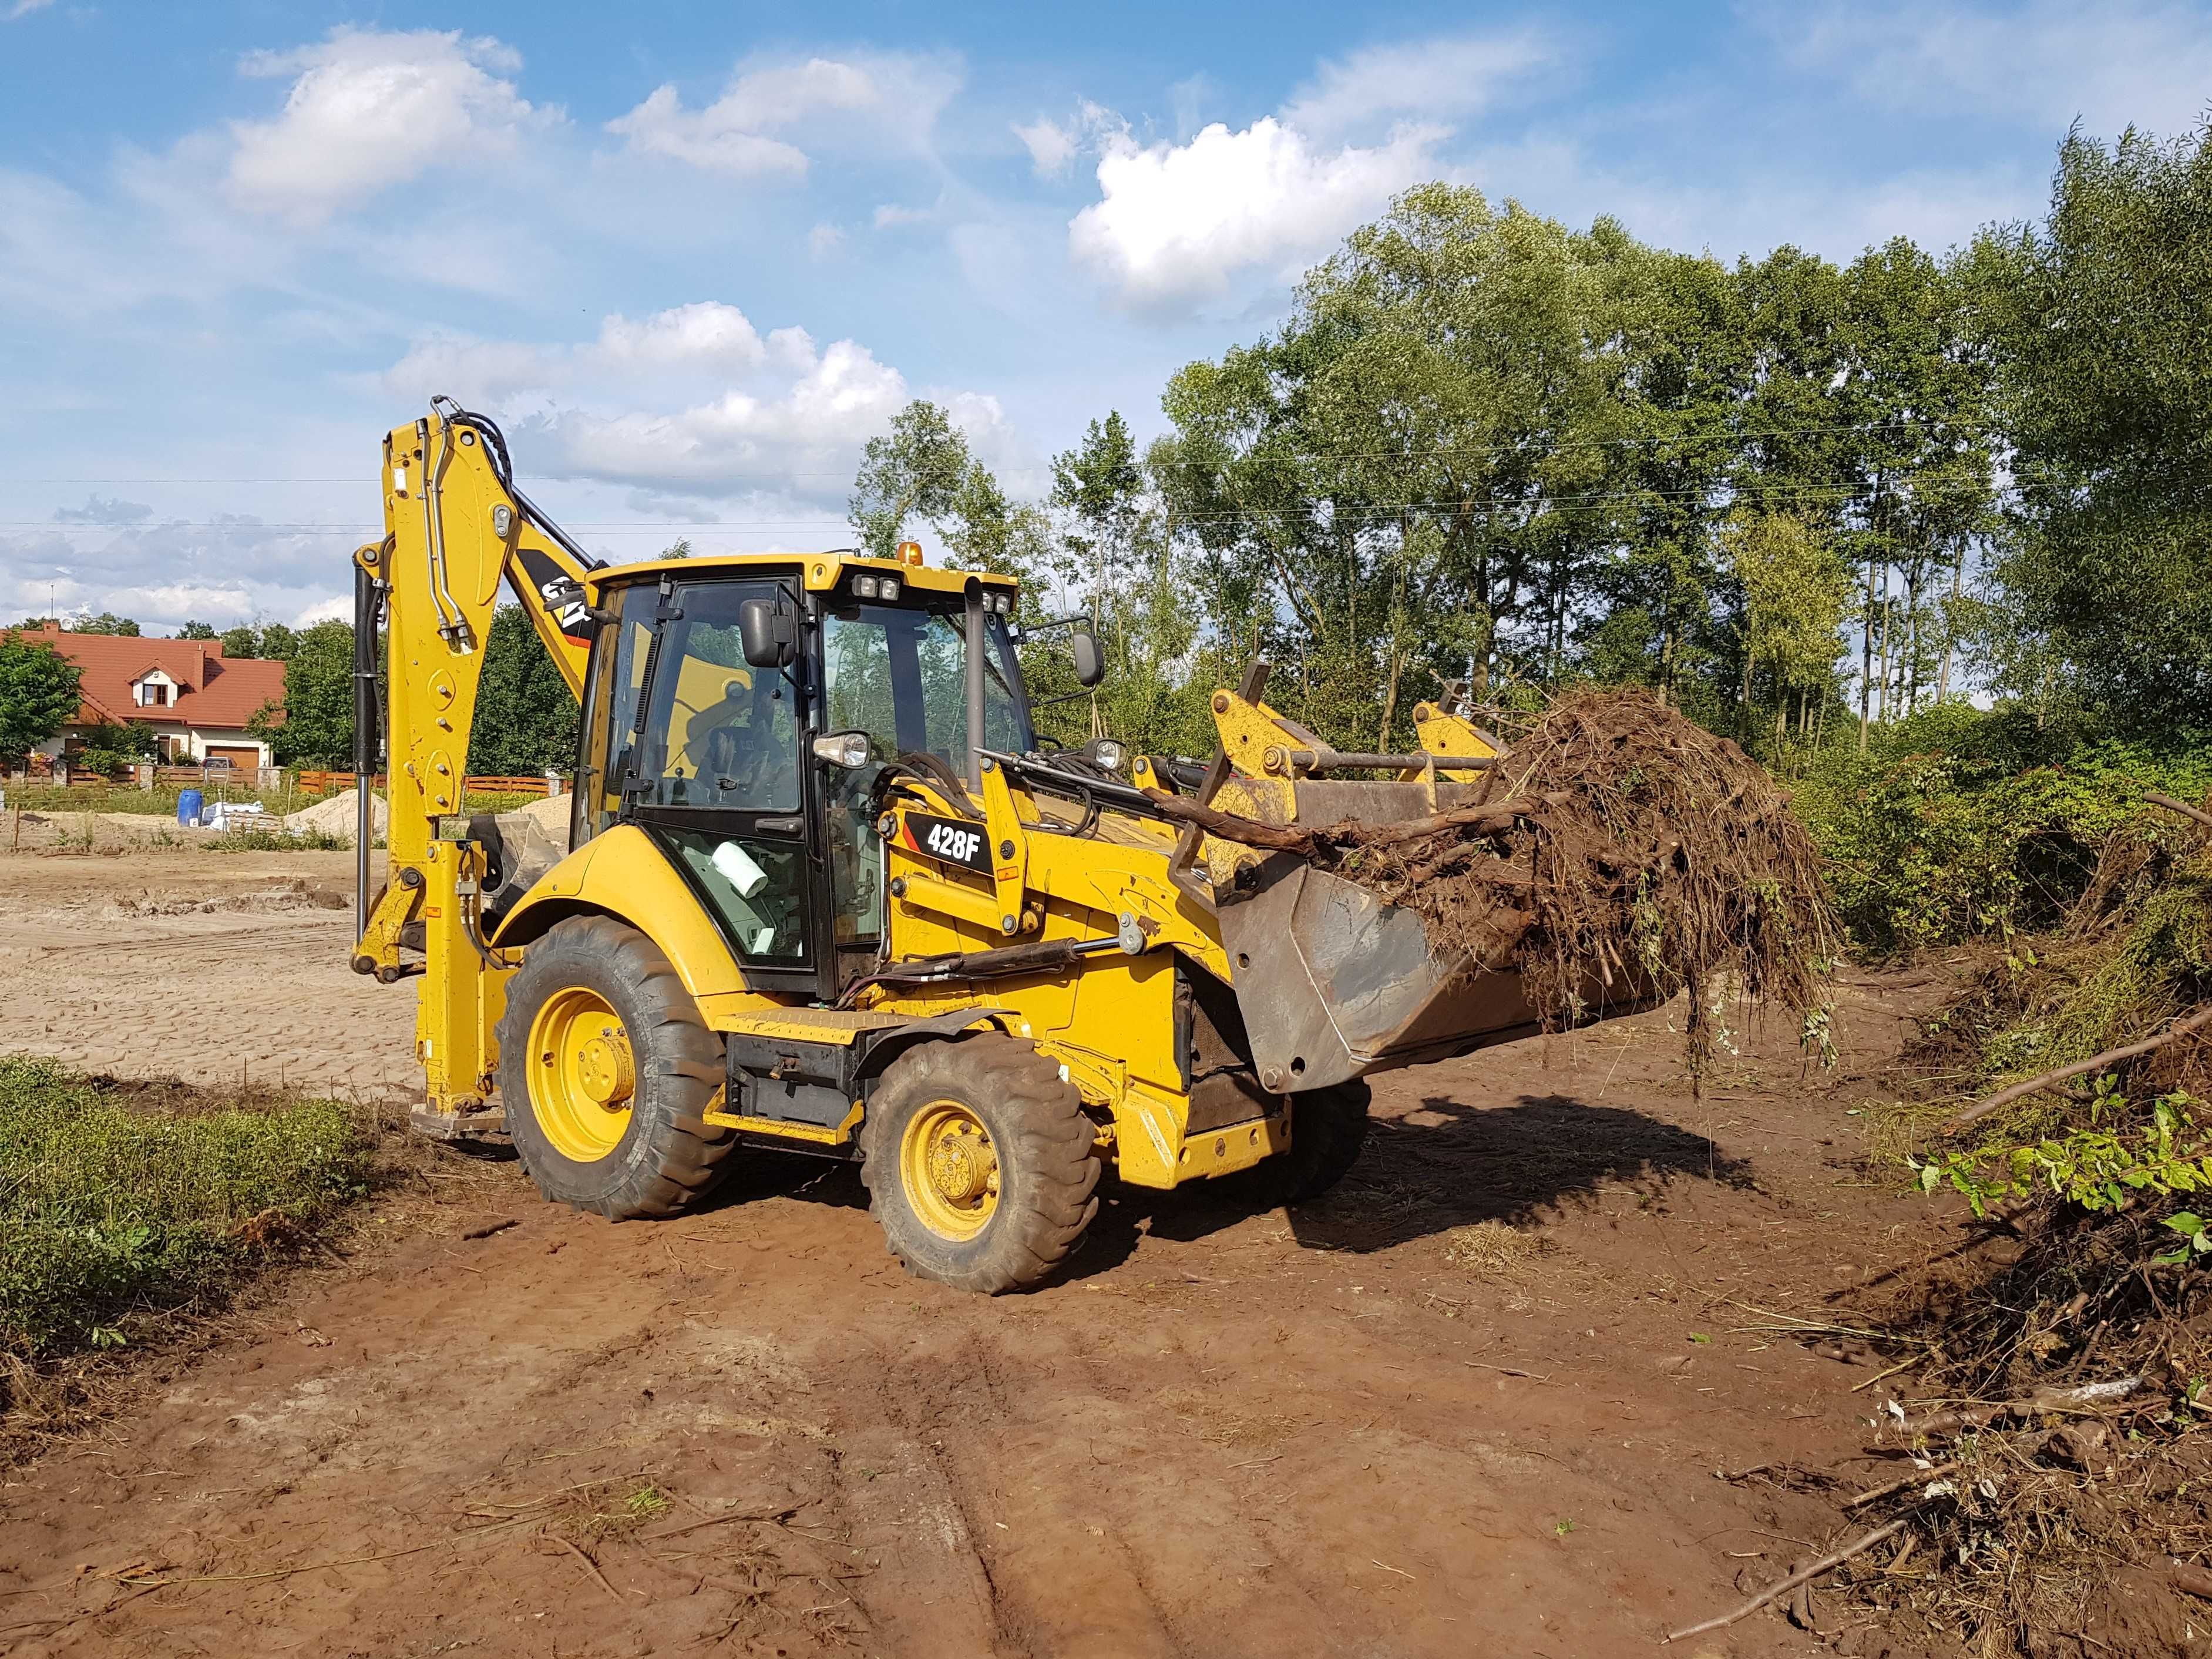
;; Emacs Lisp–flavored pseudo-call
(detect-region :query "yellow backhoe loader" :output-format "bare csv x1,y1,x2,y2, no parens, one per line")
351,400,1633,1292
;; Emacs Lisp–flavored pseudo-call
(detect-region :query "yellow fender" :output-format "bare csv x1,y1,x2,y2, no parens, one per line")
488,824,764,1017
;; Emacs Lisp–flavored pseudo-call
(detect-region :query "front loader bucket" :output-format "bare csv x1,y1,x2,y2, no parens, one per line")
1215,850,1646,1094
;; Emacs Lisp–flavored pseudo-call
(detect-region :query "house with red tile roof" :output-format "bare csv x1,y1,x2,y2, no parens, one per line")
16,622,287,772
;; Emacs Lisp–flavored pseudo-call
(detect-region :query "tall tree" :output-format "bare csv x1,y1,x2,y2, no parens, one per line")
0,630,83,768
219,625,259,657
251,619,354,767
176,620,217,641
1969,119,2212,724
1157,185,1643,748
1051,412,1145,612
70,613,139,636
849,402,971,559
468,604,580,775
1720,509,1850,757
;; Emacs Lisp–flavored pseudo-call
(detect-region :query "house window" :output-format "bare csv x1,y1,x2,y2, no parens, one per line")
137,681,170,707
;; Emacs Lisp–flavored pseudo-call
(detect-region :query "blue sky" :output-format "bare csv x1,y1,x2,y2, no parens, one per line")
2,0,2207,632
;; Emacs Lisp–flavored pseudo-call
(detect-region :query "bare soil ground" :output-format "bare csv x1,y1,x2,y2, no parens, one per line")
0,847,1999,1657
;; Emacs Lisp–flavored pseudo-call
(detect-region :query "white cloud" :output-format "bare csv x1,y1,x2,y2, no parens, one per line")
534,337,911,491
872,202,931,229
5,0,55,19
1766,1,2212,140
807,221,846,258
1014,100,1125,180
226,28,548,224
594,302,767,372
1060,32,1552,311
381,302,791,405
376,307,1014,502
1283,31,1555,139
1070,117,1445,310
54,495,153,526
294,595,353,627
0,518,367,636
1014,117,1078,178
608,52,960,179
605,85,810,179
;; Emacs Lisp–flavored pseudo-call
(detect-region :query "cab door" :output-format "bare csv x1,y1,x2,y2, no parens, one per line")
586,574,822,997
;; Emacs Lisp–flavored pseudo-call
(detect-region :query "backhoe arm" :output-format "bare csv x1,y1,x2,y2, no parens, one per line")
352,399,602,1116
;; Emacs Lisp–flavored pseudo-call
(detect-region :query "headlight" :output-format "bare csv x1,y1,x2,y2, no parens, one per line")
853,575,879,599
812,731,873,769
1094,740,1125,771
878,577,899,600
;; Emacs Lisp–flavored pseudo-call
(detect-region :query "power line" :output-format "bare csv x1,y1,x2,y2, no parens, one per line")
0,417,2001,489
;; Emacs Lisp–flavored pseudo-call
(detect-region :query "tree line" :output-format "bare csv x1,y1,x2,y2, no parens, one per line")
858,117,2212,767
9,116,2197,779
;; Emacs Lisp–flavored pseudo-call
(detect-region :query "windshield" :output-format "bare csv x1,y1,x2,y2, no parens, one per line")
821,602,1031,765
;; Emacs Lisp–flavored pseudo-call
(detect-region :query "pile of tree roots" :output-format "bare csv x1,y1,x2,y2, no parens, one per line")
1154,687,1837,1076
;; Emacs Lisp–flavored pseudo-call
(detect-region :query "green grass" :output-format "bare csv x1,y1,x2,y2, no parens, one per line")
6,786,185,815
0,1059,367,1355
204,827,351,852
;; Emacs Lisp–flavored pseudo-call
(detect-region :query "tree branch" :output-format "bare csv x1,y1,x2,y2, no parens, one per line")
2147,792,2212,831
1942,1006,2212,1131
1662,1520,1908,1644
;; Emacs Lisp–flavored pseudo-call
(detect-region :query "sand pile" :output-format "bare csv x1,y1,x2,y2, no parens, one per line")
285,791,386,838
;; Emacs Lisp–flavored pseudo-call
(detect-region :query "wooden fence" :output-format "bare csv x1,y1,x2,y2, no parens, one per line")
295,770,561,798
5,765,562,799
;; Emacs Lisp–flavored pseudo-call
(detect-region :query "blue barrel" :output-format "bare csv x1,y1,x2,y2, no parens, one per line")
177,788,203,827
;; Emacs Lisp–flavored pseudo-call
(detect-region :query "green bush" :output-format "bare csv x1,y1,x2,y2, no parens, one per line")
0,1059,365,1354
1794,705,2212,952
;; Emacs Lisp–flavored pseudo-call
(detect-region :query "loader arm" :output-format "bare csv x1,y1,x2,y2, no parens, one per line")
350,400,601,1113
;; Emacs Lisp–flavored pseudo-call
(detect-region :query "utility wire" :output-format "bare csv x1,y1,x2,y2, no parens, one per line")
0,415,2002,488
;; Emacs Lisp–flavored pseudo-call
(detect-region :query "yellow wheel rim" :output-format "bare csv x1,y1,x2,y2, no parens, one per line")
900,1099,1000,1241
527,986,636,1163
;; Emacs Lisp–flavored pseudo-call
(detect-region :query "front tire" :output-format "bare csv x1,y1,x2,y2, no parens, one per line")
859,1037,1100,1294
1250,1080,1370,1205
496,915,735,1219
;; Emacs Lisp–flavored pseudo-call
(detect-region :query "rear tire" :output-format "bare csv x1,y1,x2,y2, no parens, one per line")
1250,1080,1370,1205
497,915,735,1220
860,1037,1100,1294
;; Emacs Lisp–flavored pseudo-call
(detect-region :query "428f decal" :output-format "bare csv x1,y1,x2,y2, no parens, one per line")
897,812,991,873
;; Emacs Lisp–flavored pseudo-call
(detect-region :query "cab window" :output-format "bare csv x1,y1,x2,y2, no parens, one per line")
626,581,801,812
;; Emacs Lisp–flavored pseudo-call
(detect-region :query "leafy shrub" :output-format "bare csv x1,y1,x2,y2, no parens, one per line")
1914,1083,2212,1217
0,1059,364,1354
1794,705,2212,952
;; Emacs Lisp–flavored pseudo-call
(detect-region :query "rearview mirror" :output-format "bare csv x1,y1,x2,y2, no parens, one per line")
1071,625,1105,689
739,596,797,669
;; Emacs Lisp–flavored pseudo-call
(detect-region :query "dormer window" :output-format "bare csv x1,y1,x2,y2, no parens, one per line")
135,678,172,707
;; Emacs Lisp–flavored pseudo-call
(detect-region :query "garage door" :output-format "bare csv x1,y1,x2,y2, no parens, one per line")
203,745,263,775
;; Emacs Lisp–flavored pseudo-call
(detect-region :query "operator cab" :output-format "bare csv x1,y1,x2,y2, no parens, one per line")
570,552,1043,999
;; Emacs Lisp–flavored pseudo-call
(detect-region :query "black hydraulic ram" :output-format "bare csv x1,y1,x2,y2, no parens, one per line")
352,549,386,938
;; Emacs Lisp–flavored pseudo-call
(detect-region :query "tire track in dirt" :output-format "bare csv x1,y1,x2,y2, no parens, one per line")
0,850,1971,1655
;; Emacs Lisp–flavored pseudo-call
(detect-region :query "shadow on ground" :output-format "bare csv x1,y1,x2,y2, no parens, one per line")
1092,1092,1753,1273
683,1092,1752,1284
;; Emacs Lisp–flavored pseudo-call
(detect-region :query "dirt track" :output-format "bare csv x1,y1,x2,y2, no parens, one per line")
0,847,1967,1657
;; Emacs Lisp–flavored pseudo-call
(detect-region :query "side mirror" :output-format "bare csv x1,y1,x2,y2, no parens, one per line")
739,596,797,669
1071,625,1105,689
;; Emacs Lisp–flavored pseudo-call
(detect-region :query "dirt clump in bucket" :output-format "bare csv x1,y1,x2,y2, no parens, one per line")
1337,690,1834,1075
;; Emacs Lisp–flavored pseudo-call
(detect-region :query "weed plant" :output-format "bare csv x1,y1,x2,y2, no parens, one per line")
0,1059,365,1355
